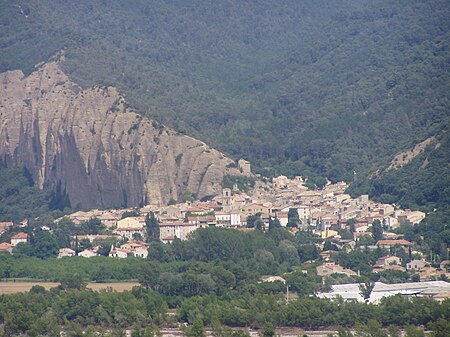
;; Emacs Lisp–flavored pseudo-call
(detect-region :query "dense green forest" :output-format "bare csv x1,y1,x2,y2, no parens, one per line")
1,1,448,211
0,165,65,222
348,131,450,227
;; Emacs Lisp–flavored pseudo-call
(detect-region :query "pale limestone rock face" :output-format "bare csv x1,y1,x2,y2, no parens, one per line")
0,62,241,208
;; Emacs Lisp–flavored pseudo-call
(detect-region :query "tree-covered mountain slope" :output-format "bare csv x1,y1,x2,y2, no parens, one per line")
0,165,60,222
349,132,449,212
0,0,448,212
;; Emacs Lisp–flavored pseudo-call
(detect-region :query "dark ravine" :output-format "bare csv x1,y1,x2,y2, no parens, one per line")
0,61,242,209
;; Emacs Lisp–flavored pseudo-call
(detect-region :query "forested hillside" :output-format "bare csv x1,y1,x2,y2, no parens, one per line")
0,0,448,212
0,165,64,222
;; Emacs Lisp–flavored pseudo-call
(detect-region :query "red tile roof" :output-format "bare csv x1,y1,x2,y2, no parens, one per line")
11,232,28,239
116,227,144,231
377,239,412,246
0,242,13,250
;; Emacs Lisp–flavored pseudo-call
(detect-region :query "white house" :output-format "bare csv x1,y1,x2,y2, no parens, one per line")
407,259,427,271
58,248,76,258
115,217,146,240
120,241,149,258
273,175,289,189
109,248,131,258
215,211,241,227
132,247,148,258
10,232,28,246
375,255,401,268
275,212,289,226
0,242,13,254
115,227,146,240
159,222,200,241
116,216,145,229
78,249,97,258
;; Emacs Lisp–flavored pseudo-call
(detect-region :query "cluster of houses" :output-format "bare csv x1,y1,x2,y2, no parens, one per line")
59,176,427,242
57,240,149,259
1,176,448,283
0,227,28,254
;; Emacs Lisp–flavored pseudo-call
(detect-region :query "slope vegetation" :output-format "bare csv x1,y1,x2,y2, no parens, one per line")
0,0,448,211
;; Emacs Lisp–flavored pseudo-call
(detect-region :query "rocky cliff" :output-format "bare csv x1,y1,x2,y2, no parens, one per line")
0,61,242,208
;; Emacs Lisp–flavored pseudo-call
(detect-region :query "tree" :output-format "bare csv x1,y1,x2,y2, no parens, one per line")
139,261,161,290
60,273,87,290
387,325,400,337
428,318,450,337
30,285,46,294
29,310,60,337
297,244,320,262
338,327,354,337
287,208,299,228
279,240,300,265
347,219,357,232
4,311,36,336
246,213,261,228
212,323,251,337
148,241,174,262
404,325,425,337
261,323,275,337
254,219,264,231
372,220,383,242
355,320,388,337
285,269,321,296
122,209,140,218
146,212,160,242
268,217,281,232
323,240,339,251
133,233,144,241
83,218,105,234
359,280,375,303
183,318,206,337
13,242,34,256
182,189,196,202
79,238,92,251
65,321,84,337
33,231,59,259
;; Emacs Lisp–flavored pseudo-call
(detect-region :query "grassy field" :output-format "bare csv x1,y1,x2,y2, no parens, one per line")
0,281,140,294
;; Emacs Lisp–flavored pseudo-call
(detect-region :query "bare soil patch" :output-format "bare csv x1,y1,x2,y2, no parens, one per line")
0,281,139,294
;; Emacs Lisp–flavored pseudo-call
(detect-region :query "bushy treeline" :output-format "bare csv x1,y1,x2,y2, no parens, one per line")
0,285,449,335
0,255,144,282
178,294,450,329
0,286,167,336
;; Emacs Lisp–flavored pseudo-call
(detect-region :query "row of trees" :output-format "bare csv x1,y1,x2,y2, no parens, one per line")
1,285,449,336
178,294,450,329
